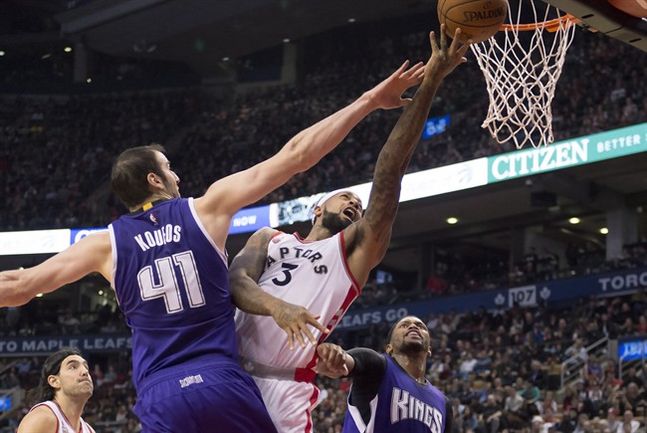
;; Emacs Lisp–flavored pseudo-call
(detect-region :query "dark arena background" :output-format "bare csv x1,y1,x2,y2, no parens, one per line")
1,0,646,432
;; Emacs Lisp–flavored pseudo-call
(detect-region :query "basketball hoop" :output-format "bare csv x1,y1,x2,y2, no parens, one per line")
471,0,578,149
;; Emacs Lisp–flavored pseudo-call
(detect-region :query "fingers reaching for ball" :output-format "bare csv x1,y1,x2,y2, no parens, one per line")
449,27,472,63
426,24,473,79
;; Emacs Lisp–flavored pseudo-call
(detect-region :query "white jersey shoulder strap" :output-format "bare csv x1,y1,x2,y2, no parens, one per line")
31,401,94,433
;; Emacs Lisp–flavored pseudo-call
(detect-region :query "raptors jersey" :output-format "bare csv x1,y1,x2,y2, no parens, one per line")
343,356,448,433
236,231,361,375
30,401,94,433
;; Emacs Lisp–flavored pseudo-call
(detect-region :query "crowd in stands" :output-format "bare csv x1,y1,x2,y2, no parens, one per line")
354,239,647,309
0,230,647,433
0,90,210,230
151,27,647,209
1,266,646,432
1,19,645,232
1,11,646,433
0,301,128,339
315,292,647,433
3,238,647,338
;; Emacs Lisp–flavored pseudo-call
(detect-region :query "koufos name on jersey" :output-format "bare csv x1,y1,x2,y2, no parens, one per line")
109,198,237,391
343,355,448,433
132,224,182,251
235,231,361,373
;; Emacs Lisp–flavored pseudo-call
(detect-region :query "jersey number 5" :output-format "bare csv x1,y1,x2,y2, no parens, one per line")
137,250,206,314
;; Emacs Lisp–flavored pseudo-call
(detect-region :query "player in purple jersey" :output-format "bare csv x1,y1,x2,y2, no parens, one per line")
0,62,427,432
317,316,453,433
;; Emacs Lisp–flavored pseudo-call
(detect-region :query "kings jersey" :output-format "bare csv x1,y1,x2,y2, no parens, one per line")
343,355,449,433
109,198,237,391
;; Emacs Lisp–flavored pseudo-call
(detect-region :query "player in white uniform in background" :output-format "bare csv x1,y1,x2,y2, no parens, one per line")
231,26,471,433
18,348,95,433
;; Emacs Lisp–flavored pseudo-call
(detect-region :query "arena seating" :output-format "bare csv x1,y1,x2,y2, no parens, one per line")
4,240,646,337
313,292,647,433
0,91,209,230
1,249,646,432
2,293,643,432
1,29,645,231
1,16,646,433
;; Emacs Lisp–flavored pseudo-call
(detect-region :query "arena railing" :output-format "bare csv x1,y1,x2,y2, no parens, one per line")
560,335,609,389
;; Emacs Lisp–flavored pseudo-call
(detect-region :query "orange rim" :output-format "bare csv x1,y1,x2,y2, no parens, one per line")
501,13,579,32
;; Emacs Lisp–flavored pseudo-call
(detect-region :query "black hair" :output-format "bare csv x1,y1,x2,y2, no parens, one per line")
27,347,83,406
110,144,166,209
386,318,403,347
385,316,430,349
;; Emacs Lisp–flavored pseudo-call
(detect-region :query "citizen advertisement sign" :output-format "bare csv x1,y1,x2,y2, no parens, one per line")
488,123,647,182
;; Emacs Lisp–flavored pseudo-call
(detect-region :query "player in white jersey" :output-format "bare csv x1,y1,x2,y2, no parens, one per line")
231,26,471,433
18,348,95,433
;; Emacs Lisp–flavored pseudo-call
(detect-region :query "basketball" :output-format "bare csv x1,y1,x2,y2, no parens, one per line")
438,0,508,43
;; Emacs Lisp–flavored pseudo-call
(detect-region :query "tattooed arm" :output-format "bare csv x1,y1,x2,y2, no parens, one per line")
344,26,471,285
229,228,277,315
229,227,326,348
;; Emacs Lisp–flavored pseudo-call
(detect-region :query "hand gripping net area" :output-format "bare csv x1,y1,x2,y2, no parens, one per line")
470,0,578,148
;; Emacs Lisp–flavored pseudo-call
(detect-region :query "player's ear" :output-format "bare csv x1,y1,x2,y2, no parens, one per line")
385,343,393,355
147,172,163,189
48,374,61,391
314,206,323,221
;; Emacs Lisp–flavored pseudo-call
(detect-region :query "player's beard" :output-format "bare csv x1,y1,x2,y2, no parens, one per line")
321,209,353,234
162,176,180,198
398,338,429,356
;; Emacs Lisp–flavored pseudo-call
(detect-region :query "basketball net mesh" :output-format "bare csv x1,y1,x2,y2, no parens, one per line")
470,0,577,148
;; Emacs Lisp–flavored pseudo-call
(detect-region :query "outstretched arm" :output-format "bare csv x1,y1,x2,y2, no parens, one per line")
316,343,356,378
316,344,387,381
230,228,327,349
0,232,112,307
345,26,471,283
194,61,426,251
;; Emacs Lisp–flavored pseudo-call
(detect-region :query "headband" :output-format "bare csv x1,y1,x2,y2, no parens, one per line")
309,189,355,224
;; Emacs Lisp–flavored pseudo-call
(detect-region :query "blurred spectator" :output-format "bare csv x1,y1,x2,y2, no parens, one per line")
2,24,645,232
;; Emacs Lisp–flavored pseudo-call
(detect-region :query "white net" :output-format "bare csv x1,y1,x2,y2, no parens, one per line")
470,0,577,149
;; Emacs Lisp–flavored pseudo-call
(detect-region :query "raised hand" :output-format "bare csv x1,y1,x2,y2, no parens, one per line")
270,301,328,350
364,60,426,110
315,343,349,379
427,24,472,79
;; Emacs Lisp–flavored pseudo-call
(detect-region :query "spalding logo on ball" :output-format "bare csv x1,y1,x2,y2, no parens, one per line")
438,0,508,43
